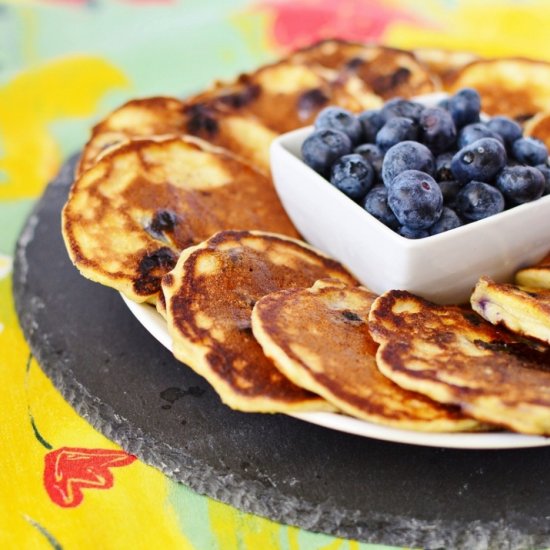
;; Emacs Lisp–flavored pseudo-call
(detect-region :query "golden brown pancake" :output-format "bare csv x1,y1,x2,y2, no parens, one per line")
369,290,550,435
62,137,299,303
252,279,480,431
472,276,550,344
515,252,550,288
446,58,550,119
289,40,438,99
524,111,550,149
413,47,480,83
77,96,186,176
161,230,357,413
187,58,376,135
78,95,278,175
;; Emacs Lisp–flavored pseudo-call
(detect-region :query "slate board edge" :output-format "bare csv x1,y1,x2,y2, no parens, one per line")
9,155,548,550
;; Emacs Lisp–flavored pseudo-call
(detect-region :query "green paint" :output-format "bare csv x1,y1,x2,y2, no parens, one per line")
29,410,53,450
167,479,403,550
0,199,35,256
25,353,53,450
14,1,274,99
168,480,219,550
23,515,63,550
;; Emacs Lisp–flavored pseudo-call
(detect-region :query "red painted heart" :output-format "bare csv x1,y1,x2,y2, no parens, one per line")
44,447,136,507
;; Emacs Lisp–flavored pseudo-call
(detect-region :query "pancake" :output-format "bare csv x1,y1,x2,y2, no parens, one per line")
77,96,186,175
251,279,481,431
515,252,550,288
446,58,550,119
186,58,377,135
472,276,550,344
62,137,299,303
412,48,479,83
369,290,550,435
524,111,550,149
78,95,277,175
289,40,438,99
180,105,277,173
161,230,357,412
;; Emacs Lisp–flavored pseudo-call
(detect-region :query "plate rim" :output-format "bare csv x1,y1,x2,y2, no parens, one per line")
121,294,550,450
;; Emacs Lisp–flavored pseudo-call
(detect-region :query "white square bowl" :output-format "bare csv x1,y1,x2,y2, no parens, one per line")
270,126,550,304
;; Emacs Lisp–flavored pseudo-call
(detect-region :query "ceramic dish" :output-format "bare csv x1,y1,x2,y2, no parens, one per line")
270,96,550,304
121,294,550,450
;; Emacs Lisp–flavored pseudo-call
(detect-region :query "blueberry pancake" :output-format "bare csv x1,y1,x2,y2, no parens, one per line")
412,47,480,83
524,111,550,151
516,252,550,288
161,230,357,413
369,290,550,435
446,58,550,120
77,96,187,176
62,137,299,303
289,39,438,99
187,58,376,135
472,276,550,344
78,95,277,175
252,279,481,431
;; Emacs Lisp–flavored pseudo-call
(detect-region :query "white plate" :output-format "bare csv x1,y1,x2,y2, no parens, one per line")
121,294,550,450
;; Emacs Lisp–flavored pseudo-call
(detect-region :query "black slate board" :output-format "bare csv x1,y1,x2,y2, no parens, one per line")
12,157,550,550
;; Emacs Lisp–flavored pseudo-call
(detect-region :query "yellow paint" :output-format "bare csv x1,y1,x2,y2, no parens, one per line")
208,498,241,549
0,278,193,550
230,9,274,58
208,497,286,550
0,254,12,279
0,56,129,200
287,525,300,550
318,540,345,550
384,0,550,61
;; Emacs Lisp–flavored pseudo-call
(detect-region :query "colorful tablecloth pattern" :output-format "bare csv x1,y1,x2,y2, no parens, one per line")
2,1,550,548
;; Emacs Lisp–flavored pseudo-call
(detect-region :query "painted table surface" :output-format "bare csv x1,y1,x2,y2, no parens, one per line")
3,1,550,549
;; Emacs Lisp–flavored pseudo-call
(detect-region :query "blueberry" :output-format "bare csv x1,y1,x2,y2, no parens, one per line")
398,225,430,239
361,185,399,229
330,153,375,200
358,109,384,143
451,137,507,183
381,98,424,122
315,106,363,145
419,107,457,154
435,152,454,181
429,207,463,235
495,165,545,205
301,129,353,176
512,137,549,166
535,164,550,195
387,170,443,229
354,143,383,178
447,88,481,128
487,116,522,148
382,141,434,187
438,97,451,111
438,180,463,208
455,181,505,221
376,117,418,152
457,122,503,149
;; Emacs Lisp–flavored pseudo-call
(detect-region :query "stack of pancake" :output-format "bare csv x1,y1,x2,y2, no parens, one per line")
62,39,550,434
